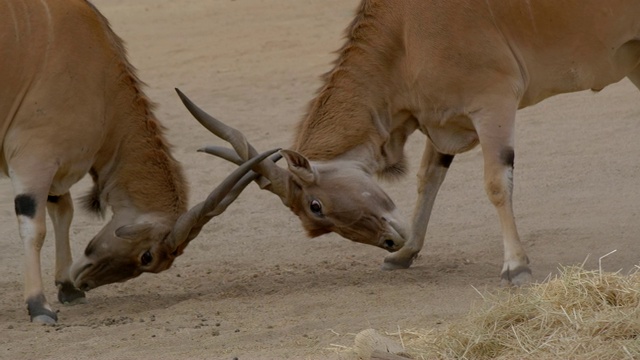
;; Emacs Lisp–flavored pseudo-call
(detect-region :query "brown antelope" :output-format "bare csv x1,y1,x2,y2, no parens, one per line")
180,0,640,286
2,0,277,324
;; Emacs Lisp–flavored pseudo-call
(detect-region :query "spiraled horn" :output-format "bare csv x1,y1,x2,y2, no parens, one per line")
168,148,279,255
175,88,290,204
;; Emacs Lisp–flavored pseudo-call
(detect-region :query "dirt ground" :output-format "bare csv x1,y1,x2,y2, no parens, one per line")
1,1,639,359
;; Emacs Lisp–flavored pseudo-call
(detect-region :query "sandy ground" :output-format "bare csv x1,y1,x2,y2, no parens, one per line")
1,1,639,359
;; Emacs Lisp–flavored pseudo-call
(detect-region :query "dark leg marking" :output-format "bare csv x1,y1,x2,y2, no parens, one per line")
47,195,60,203
501,147,515,168
438,153,455,168
15,194,36,218
56,281,87,305
26,293,58,323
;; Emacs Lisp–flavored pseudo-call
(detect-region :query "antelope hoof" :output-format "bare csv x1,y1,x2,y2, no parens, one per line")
27,295,58,324
57,281,87,305
32,314,57,325
500,265,532,287
381,252,415,270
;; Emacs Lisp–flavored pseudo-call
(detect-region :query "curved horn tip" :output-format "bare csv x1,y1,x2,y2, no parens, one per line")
175,88,194,107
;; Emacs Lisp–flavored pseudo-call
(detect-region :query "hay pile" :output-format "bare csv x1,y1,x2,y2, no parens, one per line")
351,266,640,360
404,266,640,359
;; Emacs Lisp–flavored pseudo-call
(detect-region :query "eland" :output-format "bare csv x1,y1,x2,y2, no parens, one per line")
178,0,640,286
2,0,276,324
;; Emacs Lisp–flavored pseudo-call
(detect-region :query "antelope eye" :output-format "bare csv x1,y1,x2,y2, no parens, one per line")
141,250,153,266
310,200,323,215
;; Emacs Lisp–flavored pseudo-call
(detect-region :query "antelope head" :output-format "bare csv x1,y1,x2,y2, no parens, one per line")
176,89,408,252
70,148,279,291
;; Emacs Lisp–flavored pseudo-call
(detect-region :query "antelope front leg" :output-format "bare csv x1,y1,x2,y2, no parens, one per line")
475,105,531,286
10,162,61,323
46,193,86,305
383,139,453,270
16,197,56,323
12,190,57,323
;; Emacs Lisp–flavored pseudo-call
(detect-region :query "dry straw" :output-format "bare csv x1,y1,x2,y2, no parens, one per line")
391,265,640,360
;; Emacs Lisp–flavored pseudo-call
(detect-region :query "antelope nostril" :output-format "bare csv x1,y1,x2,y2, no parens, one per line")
383,239,395,249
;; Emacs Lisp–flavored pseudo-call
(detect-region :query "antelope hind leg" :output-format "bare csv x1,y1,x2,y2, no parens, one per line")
474,100,531,286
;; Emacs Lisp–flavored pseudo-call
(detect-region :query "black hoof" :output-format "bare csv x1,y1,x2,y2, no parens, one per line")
500,266,532,287
27,294,58,324
32,314,57,324
57,281,87,305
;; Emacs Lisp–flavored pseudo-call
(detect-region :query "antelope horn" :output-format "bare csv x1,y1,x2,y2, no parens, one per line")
197,147,283,215
189,150,280,220
198,146,244,165
168,148,279,255
198,146,283,167
175,88,289,199
176,89,255,160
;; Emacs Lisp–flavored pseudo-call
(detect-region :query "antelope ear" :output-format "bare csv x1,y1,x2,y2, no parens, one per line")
281,149,316,185
115,223,154,240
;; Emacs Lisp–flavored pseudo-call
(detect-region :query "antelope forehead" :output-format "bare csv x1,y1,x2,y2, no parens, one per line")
95,236,152,259
322,188,387,210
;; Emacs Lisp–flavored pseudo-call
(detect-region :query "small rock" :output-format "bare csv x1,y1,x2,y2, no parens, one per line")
354,329,406,359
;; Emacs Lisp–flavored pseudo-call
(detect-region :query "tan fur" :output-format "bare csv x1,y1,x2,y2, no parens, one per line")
85,1,188,217
293,0,403,161
252,0,640,286
1,0,192,323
